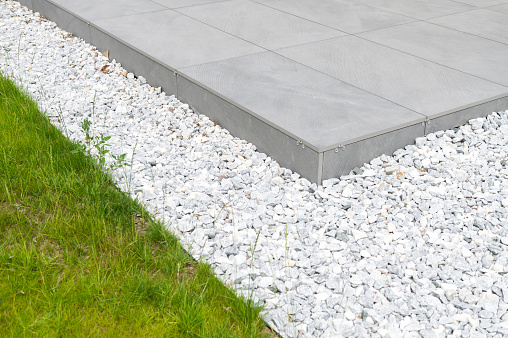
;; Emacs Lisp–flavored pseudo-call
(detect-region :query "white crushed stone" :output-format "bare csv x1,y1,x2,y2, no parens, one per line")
2,1,508,337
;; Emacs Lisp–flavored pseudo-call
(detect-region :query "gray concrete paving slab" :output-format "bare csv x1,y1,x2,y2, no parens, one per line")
92,10,264,69
359,21,508,87
17,0,508,183
429,9,508,44
489,3,508,13
152,0,225,9
453,0,508,7
176,0,345,50
276,36,508,118
49,0,166,20
251,0,415,34
344,0,475,20
180,51,424,150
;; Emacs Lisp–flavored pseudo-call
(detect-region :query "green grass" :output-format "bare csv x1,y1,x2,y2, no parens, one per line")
0,73,274,337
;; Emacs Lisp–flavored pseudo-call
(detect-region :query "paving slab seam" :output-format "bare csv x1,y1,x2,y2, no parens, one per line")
350,37,508,88
427,21,508,48
174,3,348,47
249,0,420,31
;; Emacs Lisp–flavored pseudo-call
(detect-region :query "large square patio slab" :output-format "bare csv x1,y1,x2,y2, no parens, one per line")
19,0,508,183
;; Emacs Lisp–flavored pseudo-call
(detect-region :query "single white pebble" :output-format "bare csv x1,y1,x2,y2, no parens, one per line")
442,242,454,250
492,263,504,272
462,247,473,258
345,310,356,321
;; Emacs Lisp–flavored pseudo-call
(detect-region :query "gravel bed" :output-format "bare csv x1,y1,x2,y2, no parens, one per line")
2,1,508,337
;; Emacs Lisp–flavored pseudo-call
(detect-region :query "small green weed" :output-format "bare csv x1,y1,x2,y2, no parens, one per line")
71,93,130,172
0,72,275,337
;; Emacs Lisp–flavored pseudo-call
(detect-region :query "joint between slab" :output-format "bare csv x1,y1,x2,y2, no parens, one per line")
317,152,324,186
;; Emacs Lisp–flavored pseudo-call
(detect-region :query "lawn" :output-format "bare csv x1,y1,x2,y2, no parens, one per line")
0,73,274,337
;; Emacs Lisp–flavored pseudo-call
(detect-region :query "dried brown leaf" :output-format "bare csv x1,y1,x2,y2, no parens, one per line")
100,64,110,74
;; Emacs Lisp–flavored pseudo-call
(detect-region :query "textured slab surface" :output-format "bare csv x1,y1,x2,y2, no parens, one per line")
252,0,415,34
92,10,264,69
176,0,345,50
49,0,166,20
276,36,508,118
429,9,508,44
346,0,474,20
453,0,508,7
180,52,425,150
152,0,225,8
359,21,508,87
489,3,508,14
